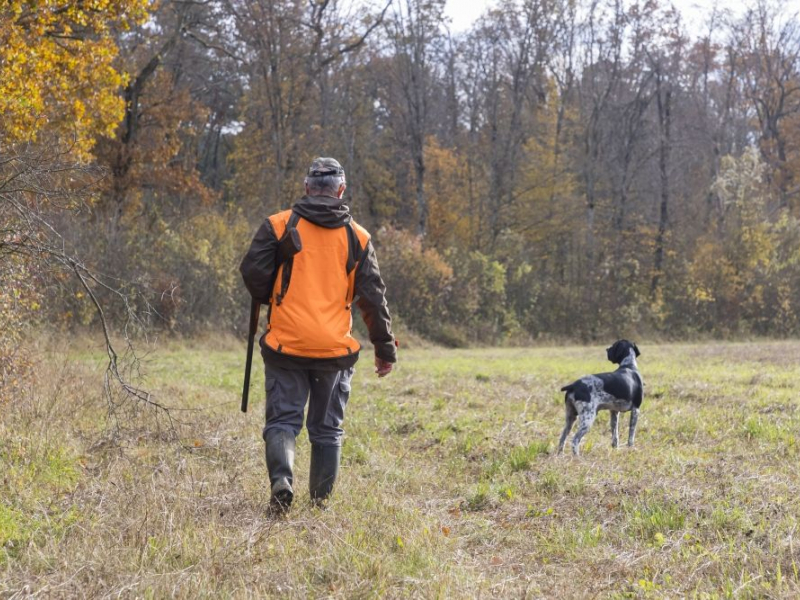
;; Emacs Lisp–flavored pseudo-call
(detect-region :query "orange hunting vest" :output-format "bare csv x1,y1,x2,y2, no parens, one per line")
263,209,370,359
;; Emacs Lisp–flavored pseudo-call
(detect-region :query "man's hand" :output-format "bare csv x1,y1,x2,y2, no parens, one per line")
375,357,393,378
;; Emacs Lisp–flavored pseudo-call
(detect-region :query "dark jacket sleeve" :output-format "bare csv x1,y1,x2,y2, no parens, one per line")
239,219,279,304
354,240,397,363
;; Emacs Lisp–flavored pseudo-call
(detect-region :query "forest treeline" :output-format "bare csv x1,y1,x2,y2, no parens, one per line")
3,0,800,367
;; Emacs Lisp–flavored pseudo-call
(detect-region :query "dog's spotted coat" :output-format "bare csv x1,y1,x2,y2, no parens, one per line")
558,340,644,455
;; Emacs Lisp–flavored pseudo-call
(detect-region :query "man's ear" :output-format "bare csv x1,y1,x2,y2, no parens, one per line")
338,182,347,199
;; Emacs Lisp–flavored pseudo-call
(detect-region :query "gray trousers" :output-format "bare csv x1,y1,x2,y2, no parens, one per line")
263,364,354,447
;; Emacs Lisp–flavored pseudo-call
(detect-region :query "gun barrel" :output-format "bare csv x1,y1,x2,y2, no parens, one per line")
241,298,260,413
241,225,301,413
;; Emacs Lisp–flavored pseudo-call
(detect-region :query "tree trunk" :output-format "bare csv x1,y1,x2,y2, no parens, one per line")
651,76,672,298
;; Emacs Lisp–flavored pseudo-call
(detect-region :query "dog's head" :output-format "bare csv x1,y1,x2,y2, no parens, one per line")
606,339,640,364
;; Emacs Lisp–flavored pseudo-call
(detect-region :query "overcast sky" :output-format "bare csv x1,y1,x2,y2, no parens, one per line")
443,0,751,34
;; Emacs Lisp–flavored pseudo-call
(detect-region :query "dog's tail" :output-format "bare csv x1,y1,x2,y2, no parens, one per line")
560,383,575,393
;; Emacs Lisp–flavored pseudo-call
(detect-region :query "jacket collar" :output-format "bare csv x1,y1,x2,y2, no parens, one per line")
292,195,351,228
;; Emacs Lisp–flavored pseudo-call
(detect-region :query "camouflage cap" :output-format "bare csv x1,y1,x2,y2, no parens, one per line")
307,157,345,177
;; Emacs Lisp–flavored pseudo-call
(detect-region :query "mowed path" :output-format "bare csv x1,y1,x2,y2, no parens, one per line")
2,340,800,598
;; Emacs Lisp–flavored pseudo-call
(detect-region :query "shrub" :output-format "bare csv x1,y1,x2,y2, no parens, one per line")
374,227,454,344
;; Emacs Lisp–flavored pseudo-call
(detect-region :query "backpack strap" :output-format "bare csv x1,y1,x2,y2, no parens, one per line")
275,211,302,306
345,220,371,308
286,211,301,230
345,221,362,275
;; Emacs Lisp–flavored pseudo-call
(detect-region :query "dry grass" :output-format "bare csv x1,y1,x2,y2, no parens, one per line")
2,339,800,598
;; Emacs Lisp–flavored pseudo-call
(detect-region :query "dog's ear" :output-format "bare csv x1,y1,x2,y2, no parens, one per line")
607,340,623,362
633,342,640,357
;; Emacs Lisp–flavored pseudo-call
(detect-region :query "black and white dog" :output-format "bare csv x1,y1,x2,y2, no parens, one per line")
557,340,643,455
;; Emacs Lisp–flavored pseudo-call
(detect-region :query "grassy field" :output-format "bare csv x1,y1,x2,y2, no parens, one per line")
2,339,800,598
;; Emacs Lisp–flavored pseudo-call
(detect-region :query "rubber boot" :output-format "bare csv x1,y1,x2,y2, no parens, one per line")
309,444,341,506
265,429,295,513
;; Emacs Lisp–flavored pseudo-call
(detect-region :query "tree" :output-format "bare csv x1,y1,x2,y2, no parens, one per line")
736,0,800,210
0,0,176,420
227,0,389,217
383,0,446,236
0,0,148,155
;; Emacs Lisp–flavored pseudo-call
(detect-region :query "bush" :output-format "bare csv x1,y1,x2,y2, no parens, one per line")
0,257,40,401
374,228,454,344
444,249,516,343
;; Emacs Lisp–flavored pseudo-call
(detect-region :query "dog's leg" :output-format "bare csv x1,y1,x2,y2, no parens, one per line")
558,403,578,454
571,405,597,456
628,407,639,447
610,411,619,448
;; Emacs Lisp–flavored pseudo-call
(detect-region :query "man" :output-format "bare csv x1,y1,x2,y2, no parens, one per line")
239,157,397,511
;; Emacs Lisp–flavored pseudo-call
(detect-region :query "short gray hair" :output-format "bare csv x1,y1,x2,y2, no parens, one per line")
305,174,345,197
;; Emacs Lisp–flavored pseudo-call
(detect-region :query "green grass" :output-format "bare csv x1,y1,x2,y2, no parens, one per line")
2,339,800,597
0,436,82,564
